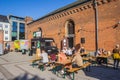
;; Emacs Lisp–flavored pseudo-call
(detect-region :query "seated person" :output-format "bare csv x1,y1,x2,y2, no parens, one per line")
57,50,68,63
40,49,49,70
66,48,73,56
96,48,102,57
80,47,86,54
41,49,49,63
62,47,68,54
49,51,68,72
72,44,83,68
72,51,83,68
49,53,57,62
96,48,108,64
80,47,87,57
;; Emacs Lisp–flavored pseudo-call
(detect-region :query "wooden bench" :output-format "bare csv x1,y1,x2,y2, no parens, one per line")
49,63,63,74
38,62,55,71
67,62,91,72
30,58,41,67
38,63,45,71
31,49,41,67
64,62,91,80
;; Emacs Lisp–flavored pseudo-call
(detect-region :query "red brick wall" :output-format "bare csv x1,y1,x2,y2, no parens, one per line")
27,0,120,51
25,16,33,40
0,30,4,47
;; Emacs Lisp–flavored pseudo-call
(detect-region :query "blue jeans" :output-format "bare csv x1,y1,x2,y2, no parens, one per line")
113,59,120,69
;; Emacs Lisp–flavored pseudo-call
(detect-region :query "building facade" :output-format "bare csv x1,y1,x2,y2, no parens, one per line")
8,15,26,41
0,15,11,42
27,0,120,51
0,15,33,50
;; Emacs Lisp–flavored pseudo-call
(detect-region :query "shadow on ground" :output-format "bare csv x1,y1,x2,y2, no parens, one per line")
13,73,45,80
84,66,120,80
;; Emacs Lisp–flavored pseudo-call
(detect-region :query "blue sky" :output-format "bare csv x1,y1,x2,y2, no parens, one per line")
0,0,77,20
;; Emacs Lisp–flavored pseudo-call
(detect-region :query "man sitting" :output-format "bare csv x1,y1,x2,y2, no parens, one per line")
40,49,49,70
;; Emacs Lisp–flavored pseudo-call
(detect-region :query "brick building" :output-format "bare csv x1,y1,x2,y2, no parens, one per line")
27,0,120,51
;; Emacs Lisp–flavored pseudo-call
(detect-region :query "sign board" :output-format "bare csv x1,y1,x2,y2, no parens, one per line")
62,38,68,49
36,31,41,37
14,40,20,49
20,40,29,50
33,31,42,38
14,40,29,50
0,43,3,55
45,40,53,42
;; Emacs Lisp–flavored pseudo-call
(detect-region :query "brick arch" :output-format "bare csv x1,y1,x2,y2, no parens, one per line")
65,19,75,37
64,19,75,48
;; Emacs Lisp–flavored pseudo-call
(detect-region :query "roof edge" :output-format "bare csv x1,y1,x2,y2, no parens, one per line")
28,0,91,25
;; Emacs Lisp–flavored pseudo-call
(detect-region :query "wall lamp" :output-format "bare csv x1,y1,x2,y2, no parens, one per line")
77,28,82,33
113,21,120,29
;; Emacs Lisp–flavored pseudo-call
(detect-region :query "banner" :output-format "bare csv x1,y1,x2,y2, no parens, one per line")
14,40,20,49
20,40,29,50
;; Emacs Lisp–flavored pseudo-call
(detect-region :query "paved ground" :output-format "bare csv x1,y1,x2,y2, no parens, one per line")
0,52,120,80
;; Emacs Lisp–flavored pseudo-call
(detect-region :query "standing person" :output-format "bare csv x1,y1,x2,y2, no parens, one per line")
28,48,33,56
7,43,10,52
22,49,24,55
112,44,120,69
72,44,83,68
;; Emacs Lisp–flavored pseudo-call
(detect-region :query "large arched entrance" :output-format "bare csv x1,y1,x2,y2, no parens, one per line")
65,20,75,48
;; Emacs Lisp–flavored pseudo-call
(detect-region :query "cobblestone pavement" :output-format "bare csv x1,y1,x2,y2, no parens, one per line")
0,52,120,80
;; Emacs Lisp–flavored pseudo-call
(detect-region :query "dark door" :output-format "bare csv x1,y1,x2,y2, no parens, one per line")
68,37,74,48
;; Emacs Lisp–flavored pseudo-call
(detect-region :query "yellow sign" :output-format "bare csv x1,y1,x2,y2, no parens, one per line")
14,40,20,49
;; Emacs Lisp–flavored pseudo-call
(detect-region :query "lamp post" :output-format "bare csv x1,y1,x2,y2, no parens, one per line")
93,0,99,56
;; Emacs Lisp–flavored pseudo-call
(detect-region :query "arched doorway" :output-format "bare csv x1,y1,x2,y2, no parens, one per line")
65,20,75,48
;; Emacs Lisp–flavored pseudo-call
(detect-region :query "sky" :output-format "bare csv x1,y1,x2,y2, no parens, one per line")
0,0,77,20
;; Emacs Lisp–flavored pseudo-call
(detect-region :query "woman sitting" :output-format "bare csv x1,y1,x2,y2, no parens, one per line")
72,44,83,68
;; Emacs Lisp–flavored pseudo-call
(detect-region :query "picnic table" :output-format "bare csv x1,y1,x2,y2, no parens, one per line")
30,57,42,67
80,52,90,57
96,55,111,66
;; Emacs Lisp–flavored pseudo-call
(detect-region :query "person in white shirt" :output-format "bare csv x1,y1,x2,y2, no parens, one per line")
41,49,49,63
66,48,72,56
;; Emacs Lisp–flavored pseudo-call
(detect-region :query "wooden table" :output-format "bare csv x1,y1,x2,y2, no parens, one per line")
80,52,89,57
55,60,72,66
96,55,110,65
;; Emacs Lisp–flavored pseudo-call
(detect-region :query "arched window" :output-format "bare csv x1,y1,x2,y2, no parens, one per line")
68,21,75,35
64,20,75,48
65,20,75,37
